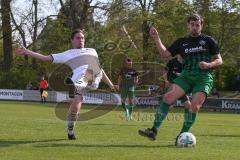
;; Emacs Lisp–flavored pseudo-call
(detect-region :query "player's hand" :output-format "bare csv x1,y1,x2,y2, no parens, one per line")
134,79,138,85
114,85,119,91
149,27,159,40
199,61,212,70
110,85,116,92
16,47,29,56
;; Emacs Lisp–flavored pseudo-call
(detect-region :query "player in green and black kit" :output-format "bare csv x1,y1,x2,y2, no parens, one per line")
166,56,183,83
118,58,138,120
138,14,223,144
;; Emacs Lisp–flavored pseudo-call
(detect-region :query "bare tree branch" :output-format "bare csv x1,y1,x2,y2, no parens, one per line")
36,15,58,24
59,0,68,16
136,0,145,9
147,0,153,13
10,10,26,45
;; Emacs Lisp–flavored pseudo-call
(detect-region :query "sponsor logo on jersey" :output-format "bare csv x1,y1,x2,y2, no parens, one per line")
125,72,135,79
199,40,206,45
184,46,206,54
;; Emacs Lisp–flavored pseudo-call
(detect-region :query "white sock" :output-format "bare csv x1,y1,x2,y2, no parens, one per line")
66,110,78,135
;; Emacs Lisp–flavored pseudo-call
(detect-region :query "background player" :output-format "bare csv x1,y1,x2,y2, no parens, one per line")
117,58,138,120
165,55,191,110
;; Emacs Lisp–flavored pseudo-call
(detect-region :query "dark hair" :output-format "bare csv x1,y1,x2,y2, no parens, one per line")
71,29,84,39
187,14,204,24
126,58,132,62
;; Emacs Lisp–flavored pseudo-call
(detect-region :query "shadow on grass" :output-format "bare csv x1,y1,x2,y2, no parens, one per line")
34,143,176,148
0,139,66,147
197,134,240,138
0,138,180,149
88,123,143,127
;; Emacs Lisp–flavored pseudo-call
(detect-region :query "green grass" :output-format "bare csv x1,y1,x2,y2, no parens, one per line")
0,101,240,160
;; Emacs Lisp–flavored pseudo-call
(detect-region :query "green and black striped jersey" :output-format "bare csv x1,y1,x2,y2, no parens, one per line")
119,67,138,87
167,34,220,75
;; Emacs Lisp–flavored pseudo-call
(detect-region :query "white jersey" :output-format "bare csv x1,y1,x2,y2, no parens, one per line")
51,48,102,90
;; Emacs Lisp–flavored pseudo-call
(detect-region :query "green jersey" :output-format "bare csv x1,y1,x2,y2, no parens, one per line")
120,67,137,87
168,34,220,75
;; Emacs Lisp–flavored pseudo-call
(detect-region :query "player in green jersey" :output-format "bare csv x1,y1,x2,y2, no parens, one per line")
138,14,223,144
118,58,138,120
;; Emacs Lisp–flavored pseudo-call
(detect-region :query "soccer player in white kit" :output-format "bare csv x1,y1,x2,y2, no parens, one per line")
16,29,116,140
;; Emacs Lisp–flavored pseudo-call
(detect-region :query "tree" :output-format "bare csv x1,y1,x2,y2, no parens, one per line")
135,0,154,62
1,0,13,72
11,0,58,65
59,0,107,30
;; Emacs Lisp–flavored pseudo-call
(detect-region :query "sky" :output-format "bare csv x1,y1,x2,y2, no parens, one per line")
11,0,61,45
11,0,109,45
12,0,61,19
12,0,110,19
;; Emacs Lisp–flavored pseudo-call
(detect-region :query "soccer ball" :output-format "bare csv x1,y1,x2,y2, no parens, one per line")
176,132,196,147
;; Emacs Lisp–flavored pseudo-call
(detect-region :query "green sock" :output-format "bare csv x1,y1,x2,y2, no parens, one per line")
122,102,127,112
153,102,169,129
128,105,134,115
179,108,197,134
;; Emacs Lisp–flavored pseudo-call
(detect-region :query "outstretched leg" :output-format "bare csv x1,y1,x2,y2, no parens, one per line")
139,84,185,140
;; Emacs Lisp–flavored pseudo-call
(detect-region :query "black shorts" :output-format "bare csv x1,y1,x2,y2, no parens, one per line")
179,95,189,103
40,88,45,96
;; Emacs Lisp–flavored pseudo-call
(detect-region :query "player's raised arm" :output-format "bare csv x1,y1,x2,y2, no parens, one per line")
149,27,171,58
16,47,53,62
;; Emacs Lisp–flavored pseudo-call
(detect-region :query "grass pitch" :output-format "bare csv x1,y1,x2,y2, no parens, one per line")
0,101,240,160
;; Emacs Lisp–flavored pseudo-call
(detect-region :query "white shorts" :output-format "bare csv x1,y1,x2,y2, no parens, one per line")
73,70,103,96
